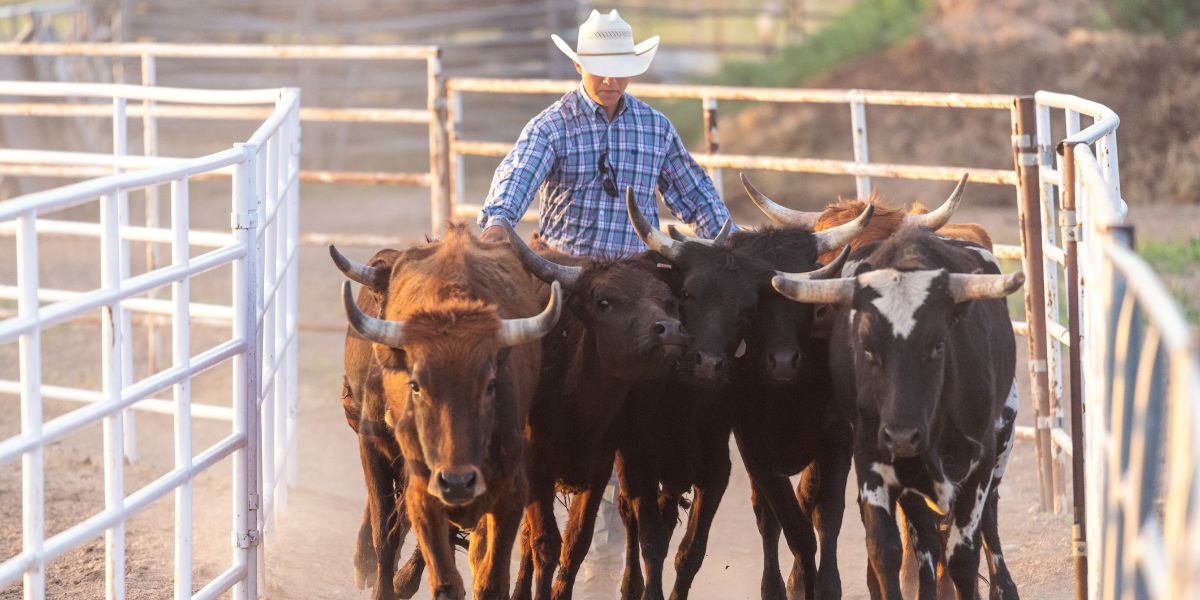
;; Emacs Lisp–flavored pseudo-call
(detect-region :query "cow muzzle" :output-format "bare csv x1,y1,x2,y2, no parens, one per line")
765,348,801,384
688,350,727,383
879,425,925,458
428,466,486,505
652,319,688,354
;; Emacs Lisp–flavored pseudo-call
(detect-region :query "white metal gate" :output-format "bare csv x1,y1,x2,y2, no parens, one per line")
0,81,300,599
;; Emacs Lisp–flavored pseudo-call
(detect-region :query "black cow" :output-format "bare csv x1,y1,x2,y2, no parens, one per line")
773,225,1024,600
615,191,872,600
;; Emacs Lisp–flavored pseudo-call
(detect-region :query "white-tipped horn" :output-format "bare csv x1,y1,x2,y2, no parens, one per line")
503,222,583,287
813,202,875,254
498,281,563,347
771,273,855,305
666,220,733,247
947,270,1025,303
905,173,968,230
341,281,406,348
741,172,821,227
627,187,683,260
806,245,853,280
330,245,385,289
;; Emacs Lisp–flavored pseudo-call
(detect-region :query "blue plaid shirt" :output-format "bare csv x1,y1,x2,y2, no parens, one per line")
478,85,732,258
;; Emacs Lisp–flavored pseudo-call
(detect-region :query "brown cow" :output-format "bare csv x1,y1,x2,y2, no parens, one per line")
333,222,562,600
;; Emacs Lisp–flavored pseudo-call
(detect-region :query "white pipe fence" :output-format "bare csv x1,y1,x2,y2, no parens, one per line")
0,81,300,600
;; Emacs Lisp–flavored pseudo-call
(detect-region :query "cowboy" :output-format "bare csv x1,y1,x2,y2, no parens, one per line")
478,9,733,257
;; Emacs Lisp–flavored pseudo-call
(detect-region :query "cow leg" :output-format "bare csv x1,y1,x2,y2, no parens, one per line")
407,481,465,600
750,481,787,600
857,452,903,600
798,420,852,600
982,383,1020,600
475,490,524,600
394,547,425,599
615,457,644,600
525,479,563,600
623,459,668,600
355,501,375,589
359,437,400,600
511,519,535,600
553,459,617,600
896,495,941,600
753,469,817,600
944,466,992,600
669,441,731,600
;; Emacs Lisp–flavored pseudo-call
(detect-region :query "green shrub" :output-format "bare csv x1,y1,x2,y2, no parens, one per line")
1108,0,1200,37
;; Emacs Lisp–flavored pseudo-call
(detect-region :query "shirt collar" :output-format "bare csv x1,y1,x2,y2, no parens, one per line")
575,83,628,121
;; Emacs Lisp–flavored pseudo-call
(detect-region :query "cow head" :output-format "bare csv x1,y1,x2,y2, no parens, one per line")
771,242,1023,458
333,246,561,505
628,185,870,386
504,223,687,380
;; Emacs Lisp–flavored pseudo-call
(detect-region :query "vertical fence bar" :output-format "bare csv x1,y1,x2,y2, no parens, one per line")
428,52,450,235
100,188,126,600
286,101,301,489
1061,141,1088,600
1036,102,1068,513
1165,346,1200,599
1011,97,1055,512
141,52,163,378
230,144,261,600
849,93,870,200
252,142,269,594
274,107,291,516
448,88,464,226
18,212,45,600
112,96,138,466
261,132,278,540
169,177,193,600
701,96,723,200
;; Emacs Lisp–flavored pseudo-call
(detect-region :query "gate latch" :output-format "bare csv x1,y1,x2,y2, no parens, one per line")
235,528,262,549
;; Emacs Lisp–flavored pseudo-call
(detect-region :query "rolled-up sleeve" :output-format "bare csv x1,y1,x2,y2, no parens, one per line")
657,125,733,238
479,123,557,231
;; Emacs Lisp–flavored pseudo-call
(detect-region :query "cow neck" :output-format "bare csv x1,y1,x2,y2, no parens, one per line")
561,318,635,437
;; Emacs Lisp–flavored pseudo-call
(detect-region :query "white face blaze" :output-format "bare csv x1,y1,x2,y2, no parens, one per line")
857,268,943,339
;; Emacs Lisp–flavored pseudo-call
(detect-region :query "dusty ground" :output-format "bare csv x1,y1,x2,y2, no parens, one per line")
15,180,1197,599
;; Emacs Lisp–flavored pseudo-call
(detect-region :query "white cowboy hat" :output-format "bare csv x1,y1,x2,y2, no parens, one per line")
551,9,659,78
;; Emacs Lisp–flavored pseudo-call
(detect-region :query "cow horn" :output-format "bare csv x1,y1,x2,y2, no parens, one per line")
741,172,821,227
502,222,582,288
341,281,406,348
947,270,1025,303
666,219,733,247
627,186,682,260
905,173,968,230
813,202,874,254
498,281,563,347
330,245,385,289
807,245,853,280
770,273,855,305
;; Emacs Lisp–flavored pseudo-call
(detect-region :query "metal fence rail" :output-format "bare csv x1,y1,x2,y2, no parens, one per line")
0,81,300,600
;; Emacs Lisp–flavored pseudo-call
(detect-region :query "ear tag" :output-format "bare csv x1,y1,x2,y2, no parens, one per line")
734,339,747,358
656,262,673,270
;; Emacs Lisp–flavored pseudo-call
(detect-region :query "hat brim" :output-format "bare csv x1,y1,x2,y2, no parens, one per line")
551,34,659,78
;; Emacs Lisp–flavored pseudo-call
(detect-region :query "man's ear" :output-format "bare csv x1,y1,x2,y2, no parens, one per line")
574,61,583,75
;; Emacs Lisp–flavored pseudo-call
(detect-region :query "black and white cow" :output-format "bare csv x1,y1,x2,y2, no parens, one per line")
771,225,1023,600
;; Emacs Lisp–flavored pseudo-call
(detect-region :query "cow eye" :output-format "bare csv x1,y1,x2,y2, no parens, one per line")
486,378,497,394
679,290,691,302
597,298,611,311
929,341,945,358
408,380,421,394
863,348,880,365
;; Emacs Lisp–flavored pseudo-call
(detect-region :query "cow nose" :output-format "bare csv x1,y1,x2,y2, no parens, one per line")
690,351,726,380
434,468,480,504
766,349,800,381
879,426,923,457
652,319,688,346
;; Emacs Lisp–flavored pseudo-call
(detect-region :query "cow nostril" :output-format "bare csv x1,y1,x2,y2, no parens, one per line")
693,353,704,366
438,470,476,491
652,323,666,335
713,358,725,372
789,353,800,366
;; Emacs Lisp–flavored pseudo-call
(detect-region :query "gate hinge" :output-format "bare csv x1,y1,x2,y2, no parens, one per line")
1059,210,1079,241
1036,416,1054,430
232,209,259,230
248,493,260,511
235,529,262,549
1072,540,1087,557
1017,152,1038,166
1011,134,1031,148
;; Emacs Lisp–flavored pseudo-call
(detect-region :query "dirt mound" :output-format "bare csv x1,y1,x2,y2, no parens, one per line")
720,0,1200,216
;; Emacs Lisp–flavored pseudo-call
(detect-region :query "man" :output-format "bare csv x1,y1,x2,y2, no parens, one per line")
477,9,733,257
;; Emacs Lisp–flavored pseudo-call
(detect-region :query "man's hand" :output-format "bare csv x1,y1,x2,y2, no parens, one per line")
480,225,507,243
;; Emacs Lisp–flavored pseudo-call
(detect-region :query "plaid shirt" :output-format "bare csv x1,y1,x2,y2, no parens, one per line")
478,85,732,258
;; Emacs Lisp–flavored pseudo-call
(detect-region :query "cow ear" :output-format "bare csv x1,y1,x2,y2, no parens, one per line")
374,344,407,371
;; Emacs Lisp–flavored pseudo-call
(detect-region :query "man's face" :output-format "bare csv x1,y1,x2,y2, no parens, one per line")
576,63,630,110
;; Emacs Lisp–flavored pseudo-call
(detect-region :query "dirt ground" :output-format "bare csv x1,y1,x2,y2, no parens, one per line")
9,179,1196,599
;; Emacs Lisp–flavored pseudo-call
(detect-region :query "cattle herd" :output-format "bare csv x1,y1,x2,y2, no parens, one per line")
330,173,1026,600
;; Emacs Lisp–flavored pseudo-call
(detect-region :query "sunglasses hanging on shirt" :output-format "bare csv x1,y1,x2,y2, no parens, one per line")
598,151,618,198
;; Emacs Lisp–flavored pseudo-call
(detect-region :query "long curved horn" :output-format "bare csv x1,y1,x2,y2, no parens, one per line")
666,219,733,247
905,173,968,230
341,281,406,348
771,274,855,305
807,245,853,280
626,187,682,261
741,172,821,227
813,202,874,254
330,245,385,289
502,222,582,288
947,270,1025,303
498,281,563,347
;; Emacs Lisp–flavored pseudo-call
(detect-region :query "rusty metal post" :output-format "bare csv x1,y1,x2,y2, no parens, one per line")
702,96,723,201
1061,140,1089,600
427,51,450,236
1011,97,1055,512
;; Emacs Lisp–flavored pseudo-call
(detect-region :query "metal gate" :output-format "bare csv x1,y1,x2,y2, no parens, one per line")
0,80,300,600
